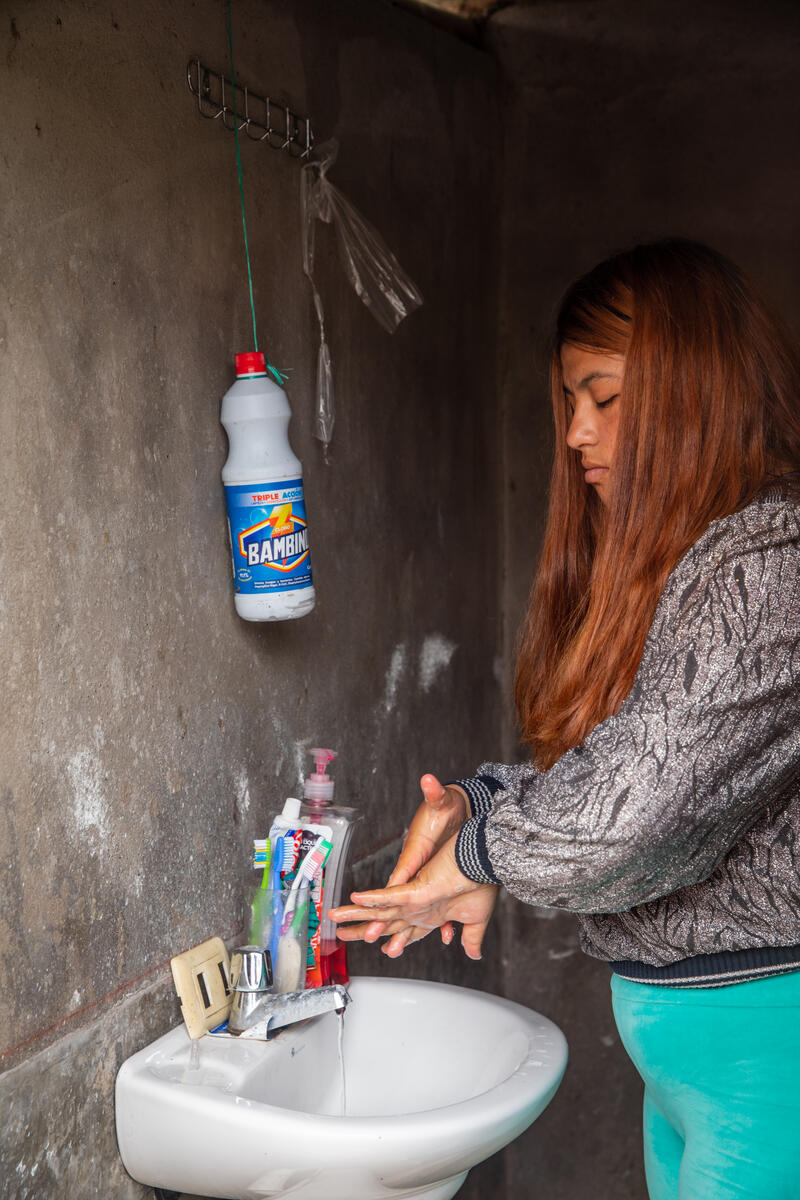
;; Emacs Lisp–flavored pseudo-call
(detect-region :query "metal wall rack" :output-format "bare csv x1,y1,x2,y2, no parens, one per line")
187,59,314,158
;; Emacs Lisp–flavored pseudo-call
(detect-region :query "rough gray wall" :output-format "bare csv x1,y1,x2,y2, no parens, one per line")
489,2,800,1198
5,1,797,1198
0,1,505,1196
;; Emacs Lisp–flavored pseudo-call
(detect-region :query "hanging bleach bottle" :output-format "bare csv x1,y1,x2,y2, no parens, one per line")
221,352,315,621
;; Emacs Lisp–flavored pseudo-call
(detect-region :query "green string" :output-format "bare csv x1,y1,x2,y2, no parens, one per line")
227,0,288,386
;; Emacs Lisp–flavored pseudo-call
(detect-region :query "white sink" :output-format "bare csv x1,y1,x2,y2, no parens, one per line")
116,976,567,1200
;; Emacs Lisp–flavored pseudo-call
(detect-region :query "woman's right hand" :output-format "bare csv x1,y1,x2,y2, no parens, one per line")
363,774,468,945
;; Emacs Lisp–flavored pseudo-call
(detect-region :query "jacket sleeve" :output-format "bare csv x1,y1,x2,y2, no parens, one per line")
454,511,800,913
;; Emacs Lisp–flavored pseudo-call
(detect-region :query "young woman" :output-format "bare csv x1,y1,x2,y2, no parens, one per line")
330,240,800,1199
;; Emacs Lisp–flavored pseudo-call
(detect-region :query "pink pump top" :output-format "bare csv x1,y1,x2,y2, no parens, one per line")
304,748,337,804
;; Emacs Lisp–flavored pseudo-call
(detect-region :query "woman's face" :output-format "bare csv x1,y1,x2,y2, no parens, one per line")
561,343,624,507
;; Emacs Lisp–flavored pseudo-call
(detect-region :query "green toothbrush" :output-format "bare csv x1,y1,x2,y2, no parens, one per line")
248,836,273,945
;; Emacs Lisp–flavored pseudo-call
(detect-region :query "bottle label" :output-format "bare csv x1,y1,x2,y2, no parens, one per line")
224,478,313,594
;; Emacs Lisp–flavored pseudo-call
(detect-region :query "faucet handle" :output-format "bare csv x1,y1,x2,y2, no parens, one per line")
230,946,273,993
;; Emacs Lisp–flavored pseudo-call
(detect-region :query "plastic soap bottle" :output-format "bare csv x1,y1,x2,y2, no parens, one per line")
221,351,315,622
300,748,360,986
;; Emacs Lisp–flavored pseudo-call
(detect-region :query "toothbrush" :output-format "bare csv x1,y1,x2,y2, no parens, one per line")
281,837,333,935
274,838,332,992
268,836,293,965
259,838,271,889
248,836,272,944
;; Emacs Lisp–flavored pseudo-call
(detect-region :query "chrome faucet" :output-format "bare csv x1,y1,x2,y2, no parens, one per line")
227,946,350,1039
228,946,273,1035
231,984,351,1039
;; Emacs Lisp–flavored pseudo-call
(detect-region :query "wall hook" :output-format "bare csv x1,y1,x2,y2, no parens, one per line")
187,59,314,159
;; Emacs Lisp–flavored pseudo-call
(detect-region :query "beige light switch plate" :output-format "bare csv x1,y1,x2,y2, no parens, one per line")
170,937,232,1038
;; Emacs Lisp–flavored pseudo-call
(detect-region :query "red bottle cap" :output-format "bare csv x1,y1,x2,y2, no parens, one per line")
235,351,267,376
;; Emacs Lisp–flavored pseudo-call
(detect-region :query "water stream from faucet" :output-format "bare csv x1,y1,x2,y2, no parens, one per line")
336,1008,347,1116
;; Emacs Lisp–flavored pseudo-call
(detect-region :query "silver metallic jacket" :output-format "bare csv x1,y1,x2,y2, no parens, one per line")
454,486,800,966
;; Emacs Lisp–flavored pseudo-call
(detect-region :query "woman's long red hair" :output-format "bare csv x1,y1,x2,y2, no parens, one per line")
516,239,800,769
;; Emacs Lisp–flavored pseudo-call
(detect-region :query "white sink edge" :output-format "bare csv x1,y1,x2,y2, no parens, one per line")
116,975,568,1196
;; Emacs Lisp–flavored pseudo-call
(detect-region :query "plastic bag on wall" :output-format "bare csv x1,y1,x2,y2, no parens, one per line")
301,138,424,448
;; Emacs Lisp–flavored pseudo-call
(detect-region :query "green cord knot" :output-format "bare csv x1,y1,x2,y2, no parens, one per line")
266,363,289,386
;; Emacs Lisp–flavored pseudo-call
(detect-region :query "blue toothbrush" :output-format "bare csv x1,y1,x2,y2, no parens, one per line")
268,837,292,967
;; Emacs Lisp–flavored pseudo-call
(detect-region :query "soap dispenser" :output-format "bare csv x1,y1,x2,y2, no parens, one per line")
300,748,361,985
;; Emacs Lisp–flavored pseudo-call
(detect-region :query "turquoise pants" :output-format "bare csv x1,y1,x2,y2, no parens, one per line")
611,970,800,1199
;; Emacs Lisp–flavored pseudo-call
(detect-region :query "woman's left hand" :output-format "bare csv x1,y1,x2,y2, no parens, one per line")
328,835,500,960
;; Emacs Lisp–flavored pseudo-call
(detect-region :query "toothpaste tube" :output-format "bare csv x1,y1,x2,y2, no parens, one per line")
267,796,331,989
280,837,332,935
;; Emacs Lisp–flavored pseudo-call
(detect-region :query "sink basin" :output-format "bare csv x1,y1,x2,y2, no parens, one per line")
116,976,567,1200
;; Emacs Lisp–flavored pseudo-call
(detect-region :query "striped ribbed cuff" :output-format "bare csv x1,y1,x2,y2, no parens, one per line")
444,774,503,818
455,815,502,885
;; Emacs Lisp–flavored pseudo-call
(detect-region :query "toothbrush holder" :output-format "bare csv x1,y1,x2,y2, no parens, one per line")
250,881,311,994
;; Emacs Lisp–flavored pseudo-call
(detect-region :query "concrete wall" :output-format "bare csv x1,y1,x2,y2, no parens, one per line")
489,2,800,1198
3,1,799,1198
0,2,504,1196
